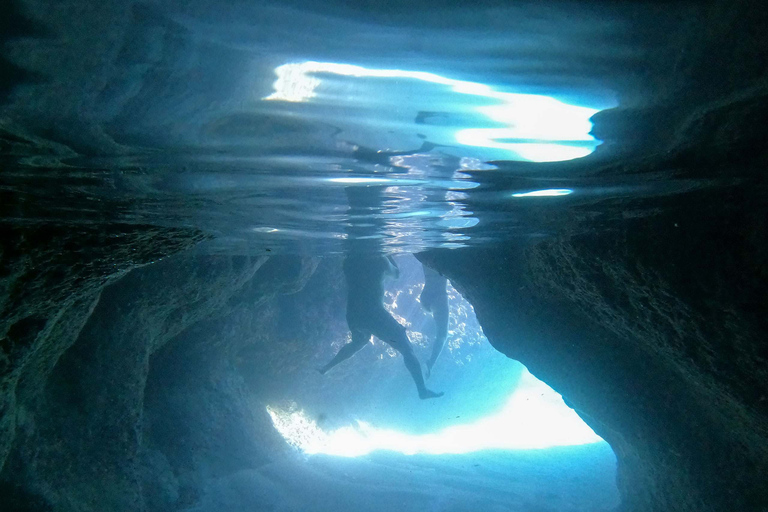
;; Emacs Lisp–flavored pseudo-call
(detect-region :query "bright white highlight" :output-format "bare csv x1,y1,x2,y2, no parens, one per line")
455,136,593,162
326,177,391,185
266,369,603,457
325,177,425,186
512,189,573,198
265,61,601,163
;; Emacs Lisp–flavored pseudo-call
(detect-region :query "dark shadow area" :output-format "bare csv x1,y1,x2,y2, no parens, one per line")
0,0,47,104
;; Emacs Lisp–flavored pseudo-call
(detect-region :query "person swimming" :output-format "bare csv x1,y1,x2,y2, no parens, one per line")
420,265,449,378
319,253,444,400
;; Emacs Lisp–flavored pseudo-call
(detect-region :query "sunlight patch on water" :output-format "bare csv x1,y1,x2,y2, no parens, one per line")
266,369,603,457
264,61,602,163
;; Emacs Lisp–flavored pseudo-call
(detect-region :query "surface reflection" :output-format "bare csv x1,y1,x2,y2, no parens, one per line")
265,61,603,162
512,188,574,198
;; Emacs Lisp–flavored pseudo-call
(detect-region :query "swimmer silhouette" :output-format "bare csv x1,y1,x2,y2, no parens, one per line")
319,185,443,399
319,253,443,399
420,265,449,378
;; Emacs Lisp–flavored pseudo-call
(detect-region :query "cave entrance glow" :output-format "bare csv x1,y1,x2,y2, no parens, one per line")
265,255,606,458
267,368,604,457
264,61,603,162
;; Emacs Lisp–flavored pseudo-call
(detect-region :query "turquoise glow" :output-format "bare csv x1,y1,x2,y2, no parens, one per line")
266,369,603,457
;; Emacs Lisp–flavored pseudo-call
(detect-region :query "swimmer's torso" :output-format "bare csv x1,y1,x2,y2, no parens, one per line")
344,254,396,322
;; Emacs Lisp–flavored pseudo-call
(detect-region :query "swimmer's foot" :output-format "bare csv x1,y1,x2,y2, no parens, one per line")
419,389,444,400
317,367,328,376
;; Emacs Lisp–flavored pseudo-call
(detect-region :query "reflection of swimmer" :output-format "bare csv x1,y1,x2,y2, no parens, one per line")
350,140,439,170
319,254,444,400
420,265,449,379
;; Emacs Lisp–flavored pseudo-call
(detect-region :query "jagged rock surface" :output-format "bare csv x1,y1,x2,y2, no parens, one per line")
420,183,768,512
0,251,318,511
0,223,205,479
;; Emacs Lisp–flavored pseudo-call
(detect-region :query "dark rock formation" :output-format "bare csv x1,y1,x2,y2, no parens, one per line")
0,223,205,475
142,256,319,510
419,167,768,512
0,241,318,511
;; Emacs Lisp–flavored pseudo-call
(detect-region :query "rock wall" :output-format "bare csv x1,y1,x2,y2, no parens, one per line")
0,223,205,477
420,183,768,511
0,248,318,511
142,256,318,510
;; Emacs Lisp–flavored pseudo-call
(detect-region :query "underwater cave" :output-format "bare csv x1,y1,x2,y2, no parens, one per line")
1,1,768,511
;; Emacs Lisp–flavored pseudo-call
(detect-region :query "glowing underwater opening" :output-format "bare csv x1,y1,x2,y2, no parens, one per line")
264,61,603,163
266,368,603,457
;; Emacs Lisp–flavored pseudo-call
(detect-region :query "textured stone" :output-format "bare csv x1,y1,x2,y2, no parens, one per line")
0,223,205,474
1,253,318,512
420,182,768,512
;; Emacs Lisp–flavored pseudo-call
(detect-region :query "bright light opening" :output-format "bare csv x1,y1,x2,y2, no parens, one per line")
267,368,603,457
264,61,603,163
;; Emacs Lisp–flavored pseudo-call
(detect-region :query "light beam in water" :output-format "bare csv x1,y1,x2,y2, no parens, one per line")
264,61,602,163
266,369,603,457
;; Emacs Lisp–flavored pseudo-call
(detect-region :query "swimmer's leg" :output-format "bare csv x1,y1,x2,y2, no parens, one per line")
419,289,435,313
426,291,449,379
372,313,444,399
318,330,371,375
